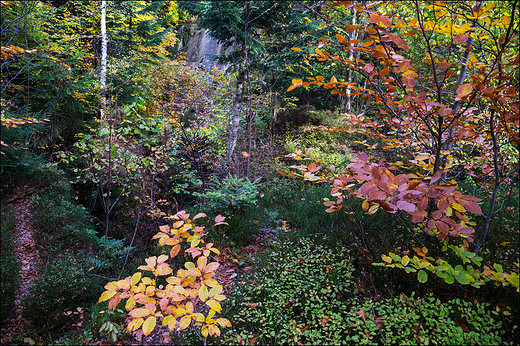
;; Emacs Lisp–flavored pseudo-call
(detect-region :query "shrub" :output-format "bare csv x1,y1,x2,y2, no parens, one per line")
31,180,90,243
23,252,101,336
0,205,20,322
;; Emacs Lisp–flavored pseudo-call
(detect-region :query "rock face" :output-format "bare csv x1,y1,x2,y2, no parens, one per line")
186,29,229,71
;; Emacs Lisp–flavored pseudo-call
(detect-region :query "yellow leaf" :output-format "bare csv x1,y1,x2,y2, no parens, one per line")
186,301,194,314
104,281,118,291
125,297,136,311
179,315,191,331
129,308,150,318
166,276,181,285
382,254,392,263
201,325,209,337
208,285,223,297
98,290,116,303
187,268,202,277
287,84,297,92
367,204,379,215
362,200,369,211
157,254,169,263
451,203,466,213
127,318,144,332
207,300,221,312
142,316,156,336
291,47,303,52
155,265,173,276
205,262,220,273
131,272,142,287
402,256,410,266
445,206,453,217
209,324,221,336
141,277,155,285
197,256,207,270
199,285,209,302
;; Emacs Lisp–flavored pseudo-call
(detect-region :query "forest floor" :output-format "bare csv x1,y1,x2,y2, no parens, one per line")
1,192,44,345
121,229,278,345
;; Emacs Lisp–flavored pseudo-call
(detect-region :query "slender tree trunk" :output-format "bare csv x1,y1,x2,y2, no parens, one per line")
226,65,246,164
100,0,107,121
346,6,357,112
441,1,482,179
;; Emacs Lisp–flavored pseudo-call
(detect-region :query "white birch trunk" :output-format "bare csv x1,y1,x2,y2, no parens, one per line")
226,67,245,164
100,0,107,121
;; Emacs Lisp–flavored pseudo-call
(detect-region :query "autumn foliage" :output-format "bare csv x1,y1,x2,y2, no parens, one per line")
99,211,231,338
284,0,519,289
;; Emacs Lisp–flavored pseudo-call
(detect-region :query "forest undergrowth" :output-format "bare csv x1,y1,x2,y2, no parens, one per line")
1,0,519,345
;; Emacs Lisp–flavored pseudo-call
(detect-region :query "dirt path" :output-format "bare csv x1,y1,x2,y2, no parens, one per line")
1,198,43,344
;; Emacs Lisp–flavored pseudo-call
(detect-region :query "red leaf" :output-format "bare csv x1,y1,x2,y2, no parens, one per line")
436,220,449,235
388,33,409,52
430,170,442,184
369,190,386,201
215,215,228,225
397,200,416,214
356,309,367,323
453,34,468,43
458,199,482,215
417,197,428,213
379,15,392,27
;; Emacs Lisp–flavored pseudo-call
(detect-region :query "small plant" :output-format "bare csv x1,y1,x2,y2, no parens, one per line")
221,238,357,345
98,210,231,340
203,175,260,212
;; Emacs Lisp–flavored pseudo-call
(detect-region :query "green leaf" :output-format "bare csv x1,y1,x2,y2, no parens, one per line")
445,274,455,284
418,270,428,283
455,271,470,285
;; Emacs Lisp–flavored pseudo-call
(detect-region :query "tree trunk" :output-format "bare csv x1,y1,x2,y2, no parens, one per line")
100,0,107,121
226,66,246,164
345,6,357,112
441,1,482,179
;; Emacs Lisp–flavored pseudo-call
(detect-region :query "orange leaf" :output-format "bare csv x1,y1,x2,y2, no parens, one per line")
170,244,181,258
336,34,348,44
456,83,472,97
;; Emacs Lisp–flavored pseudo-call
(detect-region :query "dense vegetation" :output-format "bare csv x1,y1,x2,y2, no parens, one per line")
1,0,518,345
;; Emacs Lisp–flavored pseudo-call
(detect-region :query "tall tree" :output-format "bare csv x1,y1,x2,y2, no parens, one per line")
179,0,329,165
100,0,107,121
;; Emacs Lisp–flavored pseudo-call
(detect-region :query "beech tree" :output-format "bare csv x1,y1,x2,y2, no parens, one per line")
286,0,519,289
